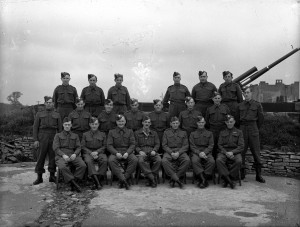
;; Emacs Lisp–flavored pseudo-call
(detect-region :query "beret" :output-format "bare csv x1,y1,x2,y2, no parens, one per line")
173,72,180,77
114,73,123,80
212,91,221,98
198,71,207,76
196,115,205,122
75,97,84,104
61,72,70,78
225,114,235,121
63,117,71,123
223,71,232,77
44,96,52,102
104,99,113,105
185,96,194,103
142,115,151,122
88,74,97,80
89,117,98,124
170,116,179,123
153,99,161,105
116,114,125,121
130,98,138,105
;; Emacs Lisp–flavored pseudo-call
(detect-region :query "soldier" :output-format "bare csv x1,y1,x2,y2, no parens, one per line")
236,87,265,183
191,71,217,116
205,92,230,159
162,72,191,117
68,98,92,141
124,98,146,132
107,73,131,114
53,117,87,193
32,96,62,185
80,74,105,117
216,115,244,189
218,71,243,119
107,114,137,190
189,116,215,189
53,72,78,120
97,99,117,136
162,116,190,189
135,116,161,188
178,96,201,139
81,117,107,190
148,99,170,154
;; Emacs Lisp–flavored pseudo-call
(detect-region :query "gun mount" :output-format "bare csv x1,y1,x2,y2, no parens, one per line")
233,48,300,90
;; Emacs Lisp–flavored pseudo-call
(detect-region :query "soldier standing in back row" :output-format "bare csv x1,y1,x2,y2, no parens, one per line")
32,96,62,185
236,87,265,183
107,73,131,114
192,71,217,116
218,71,243,119
124,98,146,132
163,72,190,117
80,74,105,117
53,72,78,120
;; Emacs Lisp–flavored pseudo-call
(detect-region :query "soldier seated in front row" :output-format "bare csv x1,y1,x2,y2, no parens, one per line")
135,116,161,188
189,116,215,189
81,117,108,190
216,115,244,189
162,116,190,189
53,117,87,193
107,114,137,190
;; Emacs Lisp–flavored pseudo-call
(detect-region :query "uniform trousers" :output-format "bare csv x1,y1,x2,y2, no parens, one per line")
113,105,127,114
222,101,238,120
195,102,212,116
57,104,74,121
210,126,226,159
162,153,190,181
84,105,102,117
56,156,87,183
35,130,56,174
108,154,138,181
169,102,186,117
191,153,215,176
216,153,242,179
138,154,162,176
82,153,108,177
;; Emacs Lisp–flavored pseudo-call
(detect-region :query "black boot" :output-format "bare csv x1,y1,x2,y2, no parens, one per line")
92,175,102,190
224,175,235,189
49,172,56,183
198,173,208,189
169,179,175,188
255,167,266,183
148,174,157,188
33,173,43,185
176,179,184,189
70,179,82,193
123,180,130,190
118,180,124,189
241,168,246,180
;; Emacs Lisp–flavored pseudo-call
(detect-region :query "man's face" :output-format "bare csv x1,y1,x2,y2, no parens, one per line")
45,99,54,109
225,118,235,129
170,120,180,130
142,119,151,129
223,74,233,83
89,76,97,86
199,73,208,83
116,117,126,128
130,102,139,112
186,99,195,109
105,102,113,112
115,77,123,86
212,95,222,105
243,88,252,101
61,75,70,85
197,119,206,129
76,101,85,110
90,121,99,131
173,75,181,84
154,101,163,112
63,122,72,131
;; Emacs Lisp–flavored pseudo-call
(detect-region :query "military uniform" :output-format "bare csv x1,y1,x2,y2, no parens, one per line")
178,109,201,138
135,128,161,179
107,127,137,182
53,131,87,183
68,109,92,141
81,130,107,178
161,128,190,182
205,104,230,158
191,82,217,116
124,109,146,131
97,110,117,135
53,84,78,120
163,84,190,117
218,82,243,119
189,128,215,177
216,127,244,179
33,109,62,175
107,85,131,114
80,85,105,117
236,99,264,175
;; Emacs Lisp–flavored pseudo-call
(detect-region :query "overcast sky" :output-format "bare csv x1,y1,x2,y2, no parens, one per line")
0,0,299,105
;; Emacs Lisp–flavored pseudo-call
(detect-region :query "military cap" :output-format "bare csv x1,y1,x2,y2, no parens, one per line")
153,99,162,105
225,114,235,121
185,96,194,104
75,97,84,104
212,91,221,98
104,99,113,105
198,71,207,76
173,72,180,77
114,73,123,80
116,114,125,121
170,116,180,123
222,71,232,77
44,96,52,102
142,115,151,122
61,72,70,78
130,98,138,105
88,74,97,80
196,115,205,122
89,117,99,124
63,117,72,123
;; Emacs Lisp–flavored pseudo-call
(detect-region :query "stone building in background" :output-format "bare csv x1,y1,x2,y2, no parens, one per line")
250,80,299,103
